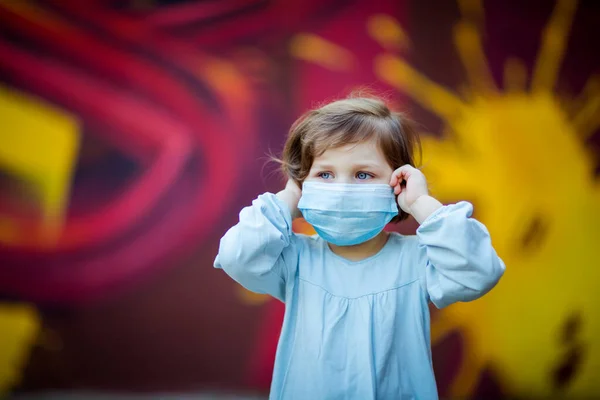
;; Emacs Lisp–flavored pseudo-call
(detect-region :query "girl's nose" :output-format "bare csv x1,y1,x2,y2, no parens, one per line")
337,175,353,184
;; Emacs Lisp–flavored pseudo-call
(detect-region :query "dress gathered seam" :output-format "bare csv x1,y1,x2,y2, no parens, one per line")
298,277,420,299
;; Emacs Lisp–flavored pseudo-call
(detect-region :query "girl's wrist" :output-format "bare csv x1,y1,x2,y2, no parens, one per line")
409,195,443,225
276,189,301,219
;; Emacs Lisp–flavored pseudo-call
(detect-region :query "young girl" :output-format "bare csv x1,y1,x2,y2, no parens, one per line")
214,96,505,399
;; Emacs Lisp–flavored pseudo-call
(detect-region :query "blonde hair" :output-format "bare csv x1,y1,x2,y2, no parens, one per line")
278,94,421,221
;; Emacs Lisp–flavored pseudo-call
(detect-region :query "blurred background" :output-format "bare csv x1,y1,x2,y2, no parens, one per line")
1,0,599,399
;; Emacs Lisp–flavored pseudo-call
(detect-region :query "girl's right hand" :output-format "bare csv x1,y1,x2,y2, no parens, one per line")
276,179,302,219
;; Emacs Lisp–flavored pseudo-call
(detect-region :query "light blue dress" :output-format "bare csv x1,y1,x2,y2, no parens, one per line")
214,193,505,399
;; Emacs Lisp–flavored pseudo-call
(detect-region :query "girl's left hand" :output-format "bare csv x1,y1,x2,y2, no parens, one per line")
389,165,429,214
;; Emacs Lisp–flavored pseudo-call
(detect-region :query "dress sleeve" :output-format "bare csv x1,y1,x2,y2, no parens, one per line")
417,201,505,309
214,193,299,302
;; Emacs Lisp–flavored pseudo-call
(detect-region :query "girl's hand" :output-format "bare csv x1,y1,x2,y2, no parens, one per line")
389,165,429,214
390,165,443,224
276,179,302,219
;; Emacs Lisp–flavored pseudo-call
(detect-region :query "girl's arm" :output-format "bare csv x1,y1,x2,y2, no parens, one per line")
415,201,506,309
391,165,504,308
214,181,301,302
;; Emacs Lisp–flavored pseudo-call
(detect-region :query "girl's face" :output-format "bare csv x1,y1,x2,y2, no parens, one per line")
306,136,393,185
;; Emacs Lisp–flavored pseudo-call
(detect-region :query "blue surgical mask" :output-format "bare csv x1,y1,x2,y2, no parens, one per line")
297,182,398,246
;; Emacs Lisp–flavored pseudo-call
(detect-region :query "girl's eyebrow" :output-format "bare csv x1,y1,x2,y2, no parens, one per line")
311,162,384,170
353,163,382,170
312,163,335,170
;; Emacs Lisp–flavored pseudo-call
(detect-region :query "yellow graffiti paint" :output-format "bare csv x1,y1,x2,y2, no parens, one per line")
290,33,356,72
375,0,600,397
0,85,79,246
0,303,40,394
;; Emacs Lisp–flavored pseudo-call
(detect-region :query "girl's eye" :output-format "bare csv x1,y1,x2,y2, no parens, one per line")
318,172,333,180
356,172,373,180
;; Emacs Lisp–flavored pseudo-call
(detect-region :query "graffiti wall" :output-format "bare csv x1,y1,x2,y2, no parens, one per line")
0,0,599,398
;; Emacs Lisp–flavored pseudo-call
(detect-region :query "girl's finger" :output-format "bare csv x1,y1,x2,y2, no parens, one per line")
390,165,414,186
390,170,404,186
394,183,402,195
